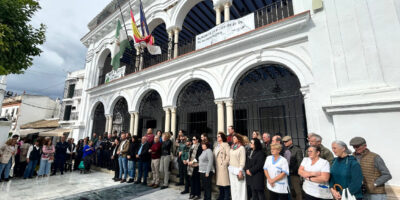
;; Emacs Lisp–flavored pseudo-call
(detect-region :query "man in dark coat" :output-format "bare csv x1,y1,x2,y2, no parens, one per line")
52,136,69,175
135,136,151,185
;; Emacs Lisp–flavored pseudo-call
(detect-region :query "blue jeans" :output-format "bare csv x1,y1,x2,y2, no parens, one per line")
0,158,12,179
23,160,38,178
128,160,136,179
118,157,128,179
38,159,52,176
137,161,149,184
364,194,387,200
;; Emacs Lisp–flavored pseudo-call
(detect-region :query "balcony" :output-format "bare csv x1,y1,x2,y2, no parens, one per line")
96,0,294,87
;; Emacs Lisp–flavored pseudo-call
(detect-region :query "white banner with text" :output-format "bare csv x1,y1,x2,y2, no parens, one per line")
196,13,255,50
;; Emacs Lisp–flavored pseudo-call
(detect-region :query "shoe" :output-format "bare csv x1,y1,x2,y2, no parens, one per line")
114,178,121,182
152,184,159,188
189,195,195,199
181,190,189,194
61,172,64,175
127,179,134,183
120,179,126,183
192,196,200,200
134,181,141,184
148,183,154,187
160,186,168,190
142,182,147,186
4,178,9,182
175,182,184,186
50,173,56,176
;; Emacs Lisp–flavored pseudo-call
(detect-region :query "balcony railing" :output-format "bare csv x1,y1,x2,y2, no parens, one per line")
97,0,294,87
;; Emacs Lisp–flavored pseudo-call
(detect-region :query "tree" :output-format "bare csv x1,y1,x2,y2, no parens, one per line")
0,0,46,75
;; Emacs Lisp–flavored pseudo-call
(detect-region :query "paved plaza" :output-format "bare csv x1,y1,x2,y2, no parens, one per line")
0,171,181,200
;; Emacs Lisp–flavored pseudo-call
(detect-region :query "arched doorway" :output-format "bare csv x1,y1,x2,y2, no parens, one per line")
112,98,130,134
138,90,164,138
233,64,307,148
176,80,217,140
92,103,106,137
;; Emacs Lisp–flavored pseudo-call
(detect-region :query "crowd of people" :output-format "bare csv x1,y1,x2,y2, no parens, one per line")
0,126,393,200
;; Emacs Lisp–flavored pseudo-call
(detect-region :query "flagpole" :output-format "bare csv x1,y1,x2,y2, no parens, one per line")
116,0,132,47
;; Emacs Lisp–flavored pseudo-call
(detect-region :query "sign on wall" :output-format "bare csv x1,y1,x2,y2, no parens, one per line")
195,13,255,50
105,66,126,83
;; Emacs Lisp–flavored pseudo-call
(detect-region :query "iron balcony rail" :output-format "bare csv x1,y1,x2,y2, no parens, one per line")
98,0,294,86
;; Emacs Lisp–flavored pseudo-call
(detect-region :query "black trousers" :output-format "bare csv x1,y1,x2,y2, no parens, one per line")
270,191,289,200
218,185,231,200
304,193,332,200
190,169,201,196
200,172,213,200
53,155,66,173
83,155,92,171
178,157,185,184
251,188,266,200
112,158,119,179
184,170,191,192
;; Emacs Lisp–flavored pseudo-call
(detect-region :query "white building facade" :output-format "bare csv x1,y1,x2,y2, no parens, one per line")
78,0,400,191
1,94,61,134
59,69,86,141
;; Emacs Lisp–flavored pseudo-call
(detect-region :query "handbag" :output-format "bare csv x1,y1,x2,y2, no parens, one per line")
333,184,357,200
78,161,85,169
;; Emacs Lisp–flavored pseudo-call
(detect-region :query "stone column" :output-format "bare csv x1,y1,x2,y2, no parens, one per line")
225,99,233,131
139,46,144,71
105,115,109,134
173,28,180,58
164,107,171,132
129,112,135,134
135,44,140,71
215,100,225,133
168,31,173,60
170,107,177,136
107,115,113,134
224,2,231,22
133,112,139,136
215,6,222,25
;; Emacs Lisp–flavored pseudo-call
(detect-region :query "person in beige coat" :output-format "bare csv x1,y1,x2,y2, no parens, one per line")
228,134,247,200
0,139,17,181
214,132,231,200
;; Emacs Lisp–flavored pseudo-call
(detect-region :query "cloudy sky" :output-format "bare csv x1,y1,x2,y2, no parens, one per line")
6,0,111,99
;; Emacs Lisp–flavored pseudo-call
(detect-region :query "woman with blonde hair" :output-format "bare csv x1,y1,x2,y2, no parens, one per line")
228,133,247,200
38,137,55,177
264,143,290,200
0,139,17,182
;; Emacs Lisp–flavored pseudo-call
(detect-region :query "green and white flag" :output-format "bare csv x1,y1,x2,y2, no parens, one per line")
111,19,130,70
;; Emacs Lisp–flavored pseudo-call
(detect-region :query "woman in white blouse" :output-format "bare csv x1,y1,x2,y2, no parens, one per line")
298,146,332,200
264,143,290,200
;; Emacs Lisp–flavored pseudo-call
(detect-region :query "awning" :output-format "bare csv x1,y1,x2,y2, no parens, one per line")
39,128,72,137
19,129,49,137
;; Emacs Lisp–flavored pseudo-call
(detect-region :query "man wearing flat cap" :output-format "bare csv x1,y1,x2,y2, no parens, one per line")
283,136,303,200
350,137,392,200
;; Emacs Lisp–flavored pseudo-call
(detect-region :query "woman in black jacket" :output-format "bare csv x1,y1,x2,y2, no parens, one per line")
127,136,139,183
245,138,266,200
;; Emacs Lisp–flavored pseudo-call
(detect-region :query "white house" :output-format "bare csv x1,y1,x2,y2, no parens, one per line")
59,69,86,141
77,0,400,195
1,94,61,135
